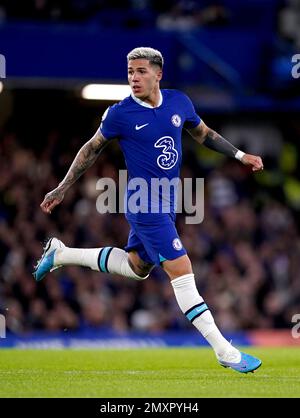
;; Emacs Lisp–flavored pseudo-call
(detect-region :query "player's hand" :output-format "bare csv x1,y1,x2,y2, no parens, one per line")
241,154,264,172
40,187,65,214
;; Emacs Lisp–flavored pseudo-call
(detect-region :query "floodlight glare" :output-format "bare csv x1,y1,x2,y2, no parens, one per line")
82,84,131,100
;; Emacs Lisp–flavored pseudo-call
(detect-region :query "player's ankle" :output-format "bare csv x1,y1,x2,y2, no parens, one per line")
217,347,241,363
53,248,65,266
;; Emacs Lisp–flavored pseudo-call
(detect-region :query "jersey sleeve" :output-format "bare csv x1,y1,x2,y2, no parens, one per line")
98,105,121,140
182,93,201,129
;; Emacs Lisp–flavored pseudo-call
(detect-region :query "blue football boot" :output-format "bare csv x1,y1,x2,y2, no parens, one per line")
33,237,65,281
219,351,262,374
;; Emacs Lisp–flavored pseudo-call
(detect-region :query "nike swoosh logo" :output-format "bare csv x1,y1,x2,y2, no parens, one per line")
135,123,149,130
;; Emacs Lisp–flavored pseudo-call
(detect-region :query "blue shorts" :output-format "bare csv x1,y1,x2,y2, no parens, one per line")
124,214,187,266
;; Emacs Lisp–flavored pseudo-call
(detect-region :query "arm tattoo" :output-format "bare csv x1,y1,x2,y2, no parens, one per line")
202,128,238,158
58,134,107,192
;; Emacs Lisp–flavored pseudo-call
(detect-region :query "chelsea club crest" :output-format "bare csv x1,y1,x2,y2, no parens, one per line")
171,114,181,127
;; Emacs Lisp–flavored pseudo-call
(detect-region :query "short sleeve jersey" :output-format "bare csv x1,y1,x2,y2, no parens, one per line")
99,89,201,222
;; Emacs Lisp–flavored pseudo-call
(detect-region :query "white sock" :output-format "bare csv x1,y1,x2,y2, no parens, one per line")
54,246,148,281
171,274,240,361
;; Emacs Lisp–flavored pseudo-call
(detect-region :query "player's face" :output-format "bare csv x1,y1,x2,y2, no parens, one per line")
128,59,162,101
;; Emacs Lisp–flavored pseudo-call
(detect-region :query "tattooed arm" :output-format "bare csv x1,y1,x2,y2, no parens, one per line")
40,130,108,214
187,120,263,171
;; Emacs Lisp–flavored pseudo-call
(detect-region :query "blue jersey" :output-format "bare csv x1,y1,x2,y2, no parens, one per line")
99,89,201,223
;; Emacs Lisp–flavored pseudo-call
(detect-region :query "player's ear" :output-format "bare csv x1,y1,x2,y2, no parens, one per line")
156,70,163,81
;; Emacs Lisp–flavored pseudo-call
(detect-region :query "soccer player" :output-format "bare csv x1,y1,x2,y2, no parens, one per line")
34,47,263,373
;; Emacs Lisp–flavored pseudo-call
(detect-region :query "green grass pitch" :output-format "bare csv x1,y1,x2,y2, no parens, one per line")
0,347,299,398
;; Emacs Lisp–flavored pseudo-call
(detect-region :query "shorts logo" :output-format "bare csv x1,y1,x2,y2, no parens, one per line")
172,238,183,251
171,114,181,127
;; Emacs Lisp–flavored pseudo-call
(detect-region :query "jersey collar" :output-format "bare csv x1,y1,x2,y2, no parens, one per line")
130,90,163,108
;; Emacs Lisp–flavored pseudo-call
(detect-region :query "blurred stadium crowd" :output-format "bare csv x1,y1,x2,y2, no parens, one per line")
1,109,300,336
0,0,233,28
1,0,300,337
0,0,299,45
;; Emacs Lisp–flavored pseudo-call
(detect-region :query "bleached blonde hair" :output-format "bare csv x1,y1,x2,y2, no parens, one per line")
127,47,164,68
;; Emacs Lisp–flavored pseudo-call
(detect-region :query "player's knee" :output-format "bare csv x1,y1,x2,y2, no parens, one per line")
131,263,154,279
128,251,154,279
132,272,149,281
162,255,193,280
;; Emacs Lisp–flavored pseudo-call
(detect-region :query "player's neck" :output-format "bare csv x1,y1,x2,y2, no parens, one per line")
145,89,161,107
132,89,162,109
